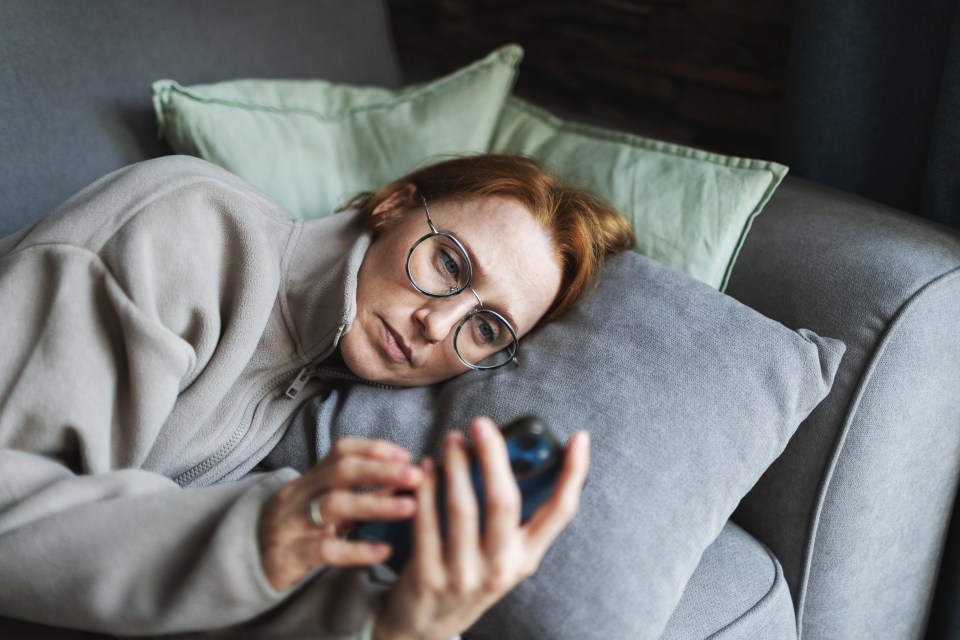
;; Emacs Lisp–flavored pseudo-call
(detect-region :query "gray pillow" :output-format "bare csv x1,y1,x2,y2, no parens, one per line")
278,251,845,639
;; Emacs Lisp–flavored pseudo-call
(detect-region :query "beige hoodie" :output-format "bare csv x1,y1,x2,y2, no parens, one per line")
0,156,385,636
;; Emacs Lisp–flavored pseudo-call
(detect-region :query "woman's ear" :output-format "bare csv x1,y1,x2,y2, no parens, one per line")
372,183,418,216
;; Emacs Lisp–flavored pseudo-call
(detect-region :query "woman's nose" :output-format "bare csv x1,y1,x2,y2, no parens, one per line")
413,296,474,344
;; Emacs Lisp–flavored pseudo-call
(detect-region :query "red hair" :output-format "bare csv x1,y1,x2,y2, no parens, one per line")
348,154,635,325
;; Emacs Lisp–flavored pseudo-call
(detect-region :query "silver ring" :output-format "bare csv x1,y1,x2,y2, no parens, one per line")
308,496,325,528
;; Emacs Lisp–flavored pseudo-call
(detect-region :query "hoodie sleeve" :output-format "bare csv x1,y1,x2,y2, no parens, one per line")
0,159,389,637
0,238,305,634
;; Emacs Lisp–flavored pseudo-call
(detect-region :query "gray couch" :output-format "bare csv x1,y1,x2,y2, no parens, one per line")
2,1,959,638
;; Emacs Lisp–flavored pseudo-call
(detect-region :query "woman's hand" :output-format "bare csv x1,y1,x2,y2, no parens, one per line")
258,437,424,591
373,416,590,640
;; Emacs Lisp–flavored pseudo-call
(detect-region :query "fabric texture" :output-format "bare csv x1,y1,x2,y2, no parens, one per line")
0,0,401,239
798,271,960,640
152,45,522,219
0,156,386,637
661,521,797,639
275,250,845,640
490,96,788,290
725,176,960,640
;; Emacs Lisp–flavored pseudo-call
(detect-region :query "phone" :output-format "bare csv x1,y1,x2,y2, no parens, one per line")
352,415,563,573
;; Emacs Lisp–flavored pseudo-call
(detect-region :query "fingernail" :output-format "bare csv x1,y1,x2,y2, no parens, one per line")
577,431,591,451
397,466,418,482
474,418,495,439
445,431,464,448
421,457,434,473
394,497,416,514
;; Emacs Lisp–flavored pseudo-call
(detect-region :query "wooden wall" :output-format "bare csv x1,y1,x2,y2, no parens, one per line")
386,0,794,158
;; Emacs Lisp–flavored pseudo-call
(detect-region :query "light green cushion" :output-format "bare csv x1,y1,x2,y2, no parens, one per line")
490,96,788,290
152,45,523,218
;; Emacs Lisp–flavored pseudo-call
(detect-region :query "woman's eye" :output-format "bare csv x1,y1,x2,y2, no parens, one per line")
440,248,460,276
436,247,462,288
474,315,501,345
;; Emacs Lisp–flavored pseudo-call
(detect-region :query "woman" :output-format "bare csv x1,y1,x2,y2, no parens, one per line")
0,153,633,638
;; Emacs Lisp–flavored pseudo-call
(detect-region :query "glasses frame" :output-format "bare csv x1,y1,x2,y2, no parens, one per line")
404,192,519,371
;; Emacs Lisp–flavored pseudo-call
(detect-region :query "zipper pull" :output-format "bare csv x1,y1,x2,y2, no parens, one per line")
285,366,314,399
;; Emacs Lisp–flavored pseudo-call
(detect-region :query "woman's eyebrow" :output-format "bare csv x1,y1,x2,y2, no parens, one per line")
462,241,490,280
458,237,520,331
493,304,519,334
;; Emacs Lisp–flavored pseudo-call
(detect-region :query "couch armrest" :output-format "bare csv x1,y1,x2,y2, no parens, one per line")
726,175,960,640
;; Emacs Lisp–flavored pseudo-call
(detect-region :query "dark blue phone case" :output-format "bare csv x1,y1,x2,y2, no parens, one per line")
352,415,562,573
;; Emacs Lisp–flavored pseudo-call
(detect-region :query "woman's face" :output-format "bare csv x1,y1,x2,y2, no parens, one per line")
340,188,562,387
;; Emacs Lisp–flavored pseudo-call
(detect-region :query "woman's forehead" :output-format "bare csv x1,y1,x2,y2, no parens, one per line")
431,194,535,243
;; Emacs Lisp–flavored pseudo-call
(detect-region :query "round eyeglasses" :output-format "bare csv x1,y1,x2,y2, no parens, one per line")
404,192,519,370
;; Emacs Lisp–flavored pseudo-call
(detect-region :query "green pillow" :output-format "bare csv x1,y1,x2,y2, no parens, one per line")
490,96,788,290
152,45,522,218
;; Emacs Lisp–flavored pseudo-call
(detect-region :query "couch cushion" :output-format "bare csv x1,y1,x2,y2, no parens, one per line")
0,0,400,238
661,522,797,639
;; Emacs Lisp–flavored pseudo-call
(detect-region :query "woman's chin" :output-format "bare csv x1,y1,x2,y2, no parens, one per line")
341,354,467,387
339,327,471,387
345,361,464,387
339,339,409,386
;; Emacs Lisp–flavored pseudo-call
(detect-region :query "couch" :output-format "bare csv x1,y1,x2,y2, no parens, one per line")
2,1,959,638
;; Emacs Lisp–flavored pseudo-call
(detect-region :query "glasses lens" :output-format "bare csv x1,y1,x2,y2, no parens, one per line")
408,234,470,296
454,310,517,369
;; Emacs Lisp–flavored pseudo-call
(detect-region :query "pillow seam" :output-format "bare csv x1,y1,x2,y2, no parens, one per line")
154,46,521,123
506,96,787,173
718,165,789,292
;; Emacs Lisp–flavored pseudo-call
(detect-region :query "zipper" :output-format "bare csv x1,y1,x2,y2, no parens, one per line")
284,365,315,399
176,324,351,487
174,363,307,487
284,322,346,399
285,362,399,398
284,322,400,398
177,357,397,486
177,322,402,486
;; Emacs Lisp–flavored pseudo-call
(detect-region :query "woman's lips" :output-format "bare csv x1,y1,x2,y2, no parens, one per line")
380,319,411,364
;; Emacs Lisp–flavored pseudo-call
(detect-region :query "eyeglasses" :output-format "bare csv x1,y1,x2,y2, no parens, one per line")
404,192,519,370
